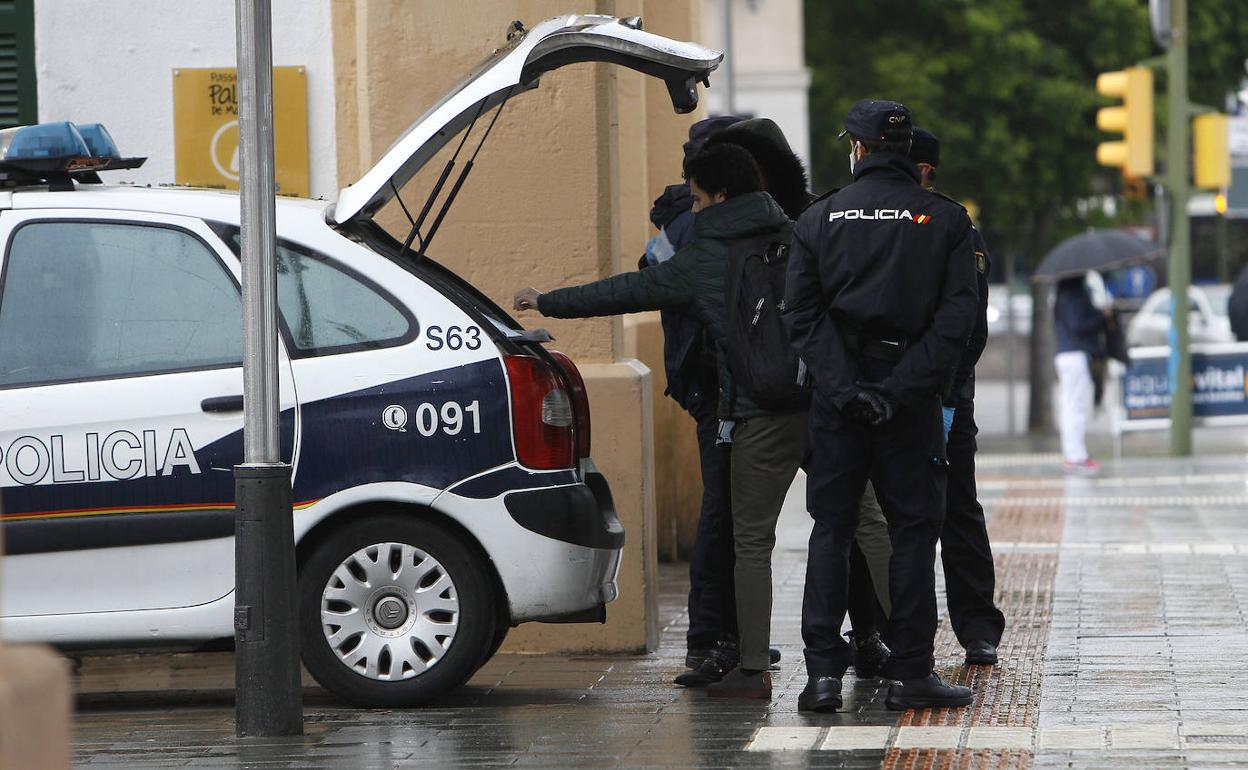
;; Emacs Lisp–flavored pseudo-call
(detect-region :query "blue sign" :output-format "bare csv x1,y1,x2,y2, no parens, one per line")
1106,265,1156,301
1122,347,1248,420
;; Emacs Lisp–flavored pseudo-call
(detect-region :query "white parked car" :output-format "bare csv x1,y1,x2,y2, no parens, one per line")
985,285,1033,337
1126,285,1234,348
0,15,721,706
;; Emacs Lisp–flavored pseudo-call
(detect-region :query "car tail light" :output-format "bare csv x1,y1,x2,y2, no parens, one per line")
505,355,575,469
548,351,591,458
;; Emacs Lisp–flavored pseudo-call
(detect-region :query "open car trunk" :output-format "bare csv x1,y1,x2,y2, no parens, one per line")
331,14,723,229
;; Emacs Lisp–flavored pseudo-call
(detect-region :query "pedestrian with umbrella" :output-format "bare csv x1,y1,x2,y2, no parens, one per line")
1035,229,1160,475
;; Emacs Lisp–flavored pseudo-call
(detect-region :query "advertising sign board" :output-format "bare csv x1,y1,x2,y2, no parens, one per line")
1117,343,1248,428
173,66,309,197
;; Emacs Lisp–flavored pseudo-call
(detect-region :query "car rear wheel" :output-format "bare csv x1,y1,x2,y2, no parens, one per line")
299,514,497,707
481,625,509,668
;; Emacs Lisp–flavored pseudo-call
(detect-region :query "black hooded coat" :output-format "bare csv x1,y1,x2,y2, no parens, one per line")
703,118,815,219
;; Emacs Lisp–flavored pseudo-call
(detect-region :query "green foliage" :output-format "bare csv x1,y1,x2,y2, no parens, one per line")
1188,2,1248,109
804,0,1246,269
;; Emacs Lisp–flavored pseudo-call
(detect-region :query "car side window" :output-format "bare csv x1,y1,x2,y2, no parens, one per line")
275,243,413,355
215,228,414,357
0,221,242,387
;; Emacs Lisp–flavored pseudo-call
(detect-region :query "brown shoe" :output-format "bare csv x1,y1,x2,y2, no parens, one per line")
706,667,772,700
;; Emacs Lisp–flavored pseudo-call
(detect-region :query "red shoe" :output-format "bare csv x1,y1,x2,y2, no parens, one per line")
1062,458,1101,476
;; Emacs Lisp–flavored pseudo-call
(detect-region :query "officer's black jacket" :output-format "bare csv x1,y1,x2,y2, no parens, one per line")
783,153,978,409
948,228,991,408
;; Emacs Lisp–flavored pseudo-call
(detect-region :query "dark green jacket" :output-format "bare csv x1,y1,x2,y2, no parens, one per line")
539,192,793,419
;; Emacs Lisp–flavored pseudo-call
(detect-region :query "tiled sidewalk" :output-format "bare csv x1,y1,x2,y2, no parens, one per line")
1034,459,1248,769
73,455,1248,768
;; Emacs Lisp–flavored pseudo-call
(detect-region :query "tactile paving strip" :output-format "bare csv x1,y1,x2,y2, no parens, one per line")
746,724,1208,752
880,489,1065,770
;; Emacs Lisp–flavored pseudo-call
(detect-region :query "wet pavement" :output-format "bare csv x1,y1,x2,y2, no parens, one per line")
73,452,1248,769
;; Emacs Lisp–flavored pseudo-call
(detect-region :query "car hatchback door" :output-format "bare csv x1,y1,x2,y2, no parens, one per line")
0,210,296,618
332,13,722,226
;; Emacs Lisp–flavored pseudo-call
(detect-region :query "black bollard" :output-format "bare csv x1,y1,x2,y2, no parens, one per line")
234,463,303,737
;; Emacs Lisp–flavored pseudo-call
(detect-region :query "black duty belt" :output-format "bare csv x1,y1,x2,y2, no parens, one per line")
842,330,909,364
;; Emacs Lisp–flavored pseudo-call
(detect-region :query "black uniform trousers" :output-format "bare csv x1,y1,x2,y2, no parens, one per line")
942,399,1005,646
685,395,738,650
847,543,886,637
802,362,947,681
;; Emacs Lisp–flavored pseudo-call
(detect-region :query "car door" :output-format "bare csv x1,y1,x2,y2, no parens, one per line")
0,209,296,616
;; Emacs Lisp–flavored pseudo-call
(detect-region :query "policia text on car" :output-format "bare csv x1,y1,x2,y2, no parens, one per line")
783,99,979,712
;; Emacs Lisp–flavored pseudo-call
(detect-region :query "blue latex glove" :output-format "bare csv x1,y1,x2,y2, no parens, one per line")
942,406,956,444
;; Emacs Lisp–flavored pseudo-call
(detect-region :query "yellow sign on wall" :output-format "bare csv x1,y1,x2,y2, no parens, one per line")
173,67,309,197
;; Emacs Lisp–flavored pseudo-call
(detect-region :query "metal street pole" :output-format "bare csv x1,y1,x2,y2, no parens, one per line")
1215,207,1230,283
720,0,735,114
1165,0,1192,456
1004,250,1017,436
233,0,303,737
1027,279,1055,433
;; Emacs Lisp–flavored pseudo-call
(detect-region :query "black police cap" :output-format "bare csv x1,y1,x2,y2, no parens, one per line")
838,99,912,143
909,127,940,167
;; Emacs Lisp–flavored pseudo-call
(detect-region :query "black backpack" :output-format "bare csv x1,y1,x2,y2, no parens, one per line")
724,233,811,410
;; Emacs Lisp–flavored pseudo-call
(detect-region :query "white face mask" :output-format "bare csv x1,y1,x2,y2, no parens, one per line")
849,147,857,175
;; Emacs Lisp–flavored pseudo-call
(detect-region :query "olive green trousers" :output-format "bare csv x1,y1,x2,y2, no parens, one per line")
730,412,893,670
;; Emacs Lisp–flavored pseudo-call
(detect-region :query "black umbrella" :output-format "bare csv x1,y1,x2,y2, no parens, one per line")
1032,229,1163,282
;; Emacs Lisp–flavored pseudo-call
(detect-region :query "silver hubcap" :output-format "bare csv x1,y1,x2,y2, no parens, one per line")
320,542,460,681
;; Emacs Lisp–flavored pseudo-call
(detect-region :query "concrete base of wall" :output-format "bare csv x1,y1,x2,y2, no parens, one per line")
0,644,72,770
501,359,659,654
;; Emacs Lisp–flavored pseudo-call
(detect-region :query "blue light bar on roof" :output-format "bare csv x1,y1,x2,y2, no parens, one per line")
0,121,145,188
0,121,91,160
75,123,122,158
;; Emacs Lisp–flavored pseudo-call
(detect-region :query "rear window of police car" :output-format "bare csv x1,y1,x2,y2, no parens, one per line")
216,228,416,357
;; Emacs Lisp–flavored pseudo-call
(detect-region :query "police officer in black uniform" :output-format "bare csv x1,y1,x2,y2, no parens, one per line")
910,127,1007,666
783,100,978,712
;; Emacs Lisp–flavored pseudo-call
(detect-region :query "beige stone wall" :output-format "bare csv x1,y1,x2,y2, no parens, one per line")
332,0,709,650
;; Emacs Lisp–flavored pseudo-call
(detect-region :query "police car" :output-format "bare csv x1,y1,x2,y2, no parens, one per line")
0,16,721,707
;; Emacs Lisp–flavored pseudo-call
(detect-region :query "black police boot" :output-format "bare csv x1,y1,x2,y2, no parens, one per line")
674,639,740,688
964,640,999,666
797,676,843,712
685,647,713,670
885,673,973,710
847,631,891,678
770,647,782,666
686,635,740,669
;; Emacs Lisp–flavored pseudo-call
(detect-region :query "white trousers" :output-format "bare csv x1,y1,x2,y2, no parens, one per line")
1055,351,1092,463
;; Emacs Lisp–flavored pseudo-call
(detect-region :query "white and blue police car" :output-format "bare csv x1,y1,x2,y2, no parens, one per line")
0,15,721,706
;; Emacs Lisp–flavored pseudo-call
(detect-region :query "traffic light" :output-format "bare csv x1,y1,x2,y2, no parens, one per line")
1192,113,1229,190
1096,66,1154,178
